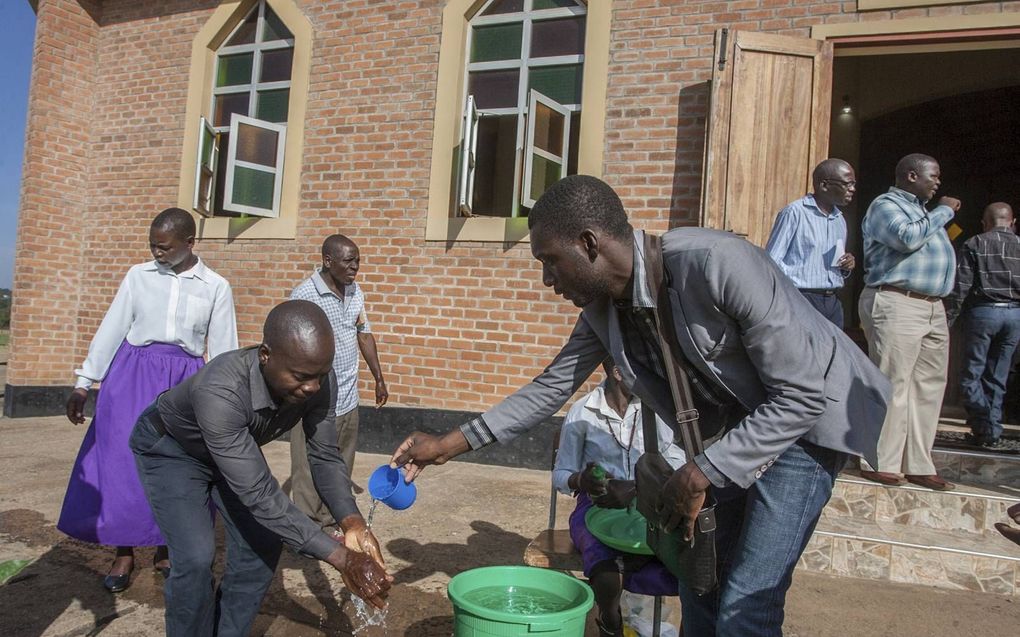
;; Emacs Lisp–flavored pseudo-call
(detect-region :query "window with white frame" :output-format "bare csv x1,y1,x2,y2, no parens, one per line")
457,0,586,218
196,0,294,218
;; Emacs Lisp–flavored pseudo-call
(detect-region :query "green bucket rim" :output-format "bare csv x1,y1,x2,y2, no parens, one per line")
447,565,594,625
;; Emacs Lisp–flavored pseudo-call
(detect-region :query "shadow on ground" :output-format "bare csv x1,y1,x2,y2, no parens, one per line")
0,510,537,636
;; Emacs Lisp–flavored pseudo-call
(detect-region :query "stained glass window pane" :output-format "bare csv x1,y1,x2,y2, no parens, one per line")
468,69,521,109
480,0,524,15
262,7,294,42
232,166,275,209
260,48,293,83
531,17,585,58
225,10,257,45
532,0,577,9
470,23,523,63
214,93,250,127
532,101,564,155
235,122,279,167
529,154,562,202
216,53,253,87
528,64,582,105
257,89,290,123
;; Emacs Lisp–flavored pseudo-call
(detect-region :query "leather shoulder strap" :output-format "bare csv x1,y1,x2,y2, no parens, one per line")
643,233,705,457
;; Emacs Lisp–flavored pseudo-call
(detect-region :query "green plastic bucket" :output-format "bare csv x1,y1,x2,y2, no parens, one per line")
447,566,594,636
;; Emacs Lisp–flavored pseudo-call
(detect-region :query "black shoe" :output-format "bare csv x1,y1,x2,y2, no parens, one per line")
966,433,998,448
103,573,131,593
156,566,171,579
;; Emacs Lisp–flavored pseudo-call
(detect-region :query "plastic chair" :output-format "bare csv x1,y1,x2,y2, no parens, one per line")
523,425,677,637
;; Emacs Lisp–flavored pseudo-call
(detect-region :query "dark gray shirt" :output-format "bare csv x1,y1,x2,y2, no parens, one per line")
156,346,358,560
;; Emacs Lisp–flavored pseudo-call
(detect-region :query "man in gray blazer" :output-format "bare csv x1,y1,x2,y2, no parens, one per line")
391,175,890,637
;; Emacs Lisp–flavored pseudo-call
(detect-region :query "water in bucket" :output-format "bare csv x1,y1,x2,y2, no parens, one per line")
461,585,574,614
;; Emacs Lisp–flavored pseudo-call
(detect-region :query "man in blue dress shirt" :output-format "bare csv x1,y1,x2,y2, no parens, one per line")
765,158,858,328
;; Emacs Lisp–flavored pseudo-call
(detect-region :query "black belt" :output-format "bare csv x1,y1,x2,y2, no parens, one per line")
973,302,1020,308
799,288,838,297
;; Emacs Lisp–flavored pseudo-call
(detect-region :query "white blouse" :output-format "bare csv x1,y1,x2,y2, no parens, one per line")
74,259,238,389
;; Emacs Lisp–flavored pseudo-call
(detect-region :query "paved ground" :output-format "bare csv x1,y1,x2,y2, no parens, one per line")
1,415,1018,636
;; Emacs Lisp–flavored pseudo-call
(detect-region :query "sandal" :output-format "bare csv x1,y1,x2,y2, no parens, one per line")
595,616,624,637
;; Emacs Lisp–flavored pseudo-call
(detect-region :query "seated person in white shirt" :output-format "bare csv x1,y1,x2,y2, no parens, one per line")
553,357,685,637
58,207,237,593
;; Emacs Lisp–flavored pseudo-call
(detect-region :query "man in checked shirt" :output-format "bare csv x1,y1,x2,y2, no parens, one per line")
946,203,1020,449
858,153,961,491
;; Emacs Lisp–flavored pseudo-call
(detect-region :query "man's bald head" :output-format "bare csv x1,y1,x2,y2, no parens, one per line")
811,158,852,189
322,234,357,258
983,202,1014,231
263,300,334,357
151,207,196,241
260,301,335,404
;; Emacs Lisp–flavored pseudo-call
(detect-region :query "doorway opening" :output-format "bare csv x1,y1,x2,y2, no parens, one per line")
828,44,1020,415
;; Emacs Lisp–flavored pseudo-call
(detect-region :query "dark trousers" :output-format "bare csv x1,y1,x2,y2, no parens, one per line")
130,406,282,637
960,305,1020,441
677,440,847,637
799,290,844,329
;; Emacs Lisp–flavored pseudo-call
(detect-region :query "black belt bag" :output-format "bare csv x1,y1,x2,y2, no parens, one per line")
633,233,719,596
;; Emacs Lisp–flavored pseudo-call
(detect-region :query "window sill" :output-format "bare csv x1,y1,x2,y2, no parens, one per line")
425,215,531,243
196,214,296,240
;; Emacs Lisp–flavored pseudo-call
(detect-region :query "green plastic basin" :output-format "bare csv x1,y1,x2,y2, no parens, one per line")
447,566,594,636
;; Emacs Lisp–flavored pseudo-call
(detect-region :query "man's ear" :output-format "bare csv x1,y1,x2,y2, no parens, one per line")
580,228,599,262
185,236,196,249
258,343,271,365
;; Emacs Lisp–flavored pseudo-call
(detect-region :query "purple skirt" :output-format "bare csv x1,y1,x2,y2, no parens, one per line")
569,492,678,596
57,342,204,546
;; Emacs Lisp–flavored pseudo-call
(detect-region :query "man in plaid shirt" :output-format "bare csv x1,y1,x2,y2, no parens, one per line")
945,203,1020,449
858,153,961,491
289,234,389,531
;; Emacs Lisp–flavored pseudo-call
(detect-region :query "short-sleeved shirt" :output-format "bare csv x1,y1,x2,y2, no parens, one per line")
155,346,357,560
291,271,369,414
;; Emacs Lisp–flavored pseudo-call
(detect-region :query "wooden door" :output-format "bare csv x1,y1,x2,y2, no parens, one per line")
701,29,834,246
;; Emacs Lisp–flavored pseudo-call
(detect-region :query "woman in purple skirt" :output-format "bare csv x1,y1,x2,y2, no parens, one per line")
553,358,685,637
59,208,237,593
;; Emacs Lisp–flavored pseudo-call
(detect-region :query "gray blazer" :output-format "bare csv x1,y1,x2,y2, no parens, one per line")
480,228,891,488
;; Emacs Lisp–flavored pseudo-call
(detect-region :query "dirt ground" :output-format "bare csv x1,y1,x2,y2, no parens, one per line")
1,416,1018,637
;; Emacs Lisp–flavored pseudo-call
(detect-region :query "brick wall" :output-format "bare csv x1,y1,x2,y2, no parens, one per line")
10,0,100,387
11,0,1018,416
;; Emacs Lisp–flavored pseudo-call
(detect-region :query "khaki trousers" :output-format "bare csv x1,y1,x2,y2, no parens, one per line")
858,287,948,475
289,406,359,528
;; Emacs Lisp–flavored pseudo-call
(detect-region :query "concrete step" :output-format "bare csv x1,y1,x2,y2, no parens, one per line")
828,469,1020,536
932,446,1020,489
798,511,1020,596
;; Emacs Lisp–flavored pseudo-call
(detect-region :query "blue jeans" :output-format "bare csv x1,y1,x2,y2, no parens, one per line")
130,406,282,637
677,440,847,637
960,305,1020,440
799,291,844,329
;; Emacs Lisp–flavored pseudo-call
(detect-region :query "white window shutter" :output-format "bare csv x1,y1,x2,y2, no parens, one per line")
457,95,479,217
193,117,219,216
223,113,287,218
522,90,570,209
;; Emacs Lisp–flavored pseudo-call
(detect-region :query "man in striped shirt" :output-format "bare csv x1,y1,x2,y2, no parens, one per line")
858,153,961,491
765,158,857,328
945,203,1020,448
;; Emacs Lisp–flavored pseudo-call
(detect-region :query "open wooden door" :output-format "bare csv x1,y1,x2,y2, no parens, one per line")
701,29,833,246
